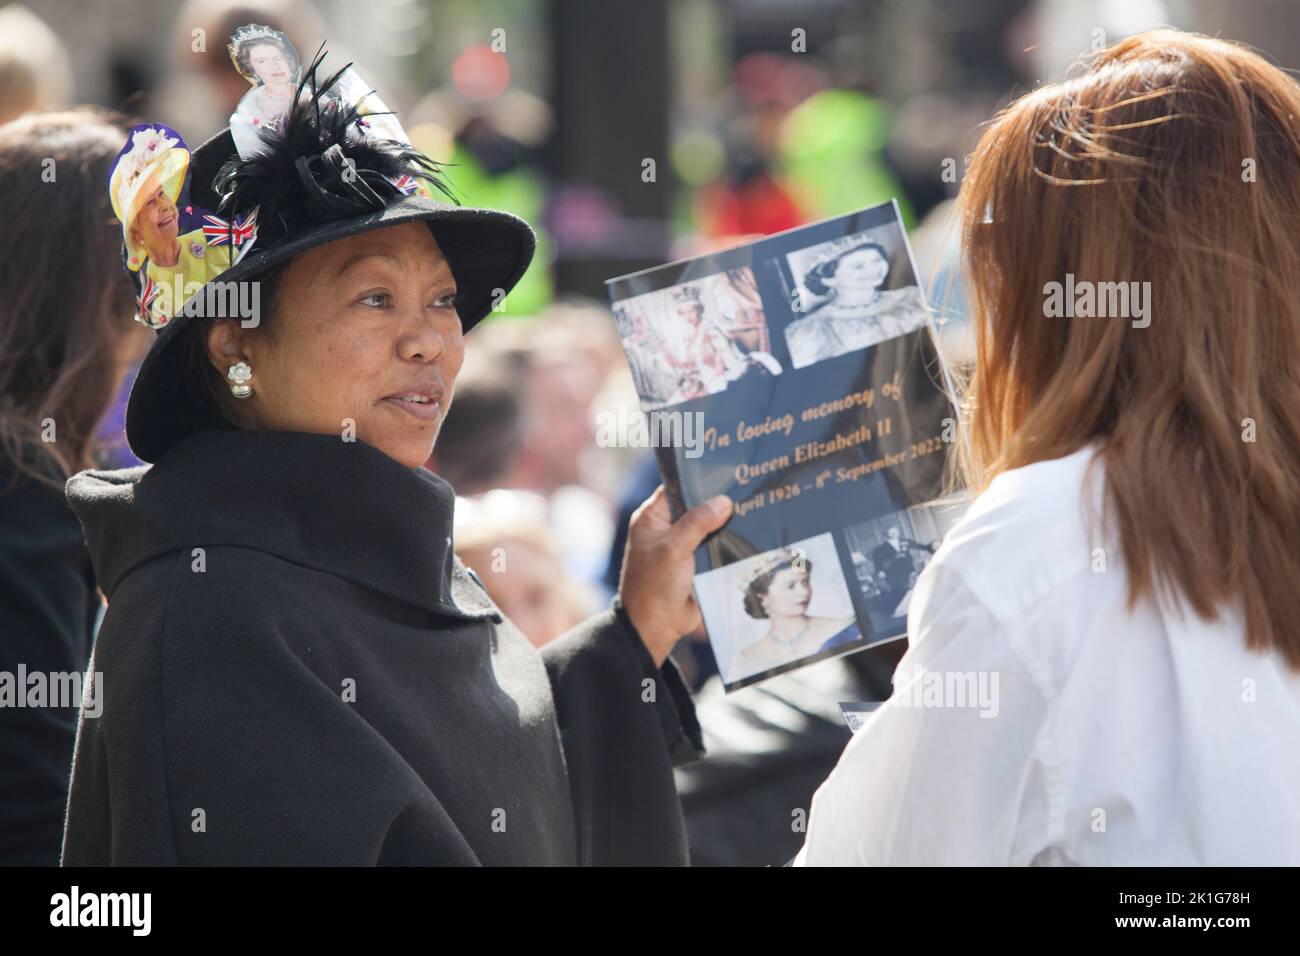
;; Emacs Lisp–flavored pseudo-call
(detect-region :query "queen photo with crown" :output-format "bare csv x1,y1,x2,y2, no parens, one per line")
228,24,421,163
662,284,751,399
783,230,929,370
227,24,303,159
728,545,862,682
613,271,782,410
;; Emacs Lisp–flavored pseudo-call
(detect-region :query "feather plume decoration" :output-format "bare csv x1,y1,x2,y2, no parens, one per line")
212,45,458,246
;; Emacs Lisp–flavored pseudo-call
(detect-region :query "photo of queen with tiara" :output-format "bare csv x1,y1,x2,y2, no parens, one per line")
693,533,864,689
732,544,861,679
783,227,930,370
228,23,428,167
227,24,302,160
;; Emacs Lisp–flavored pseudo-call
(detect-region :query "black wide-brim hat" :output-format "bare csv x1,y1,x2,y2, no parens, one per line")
125,123,535,463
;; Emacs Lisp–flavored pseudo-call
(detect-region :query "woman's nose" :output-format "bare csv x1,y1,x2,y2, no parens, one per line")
401,330,444,362
399,311,455,362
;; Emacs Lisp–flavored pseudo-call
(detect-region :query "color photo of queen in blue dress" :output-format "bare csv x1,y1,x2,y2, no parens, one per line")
717,538,863,687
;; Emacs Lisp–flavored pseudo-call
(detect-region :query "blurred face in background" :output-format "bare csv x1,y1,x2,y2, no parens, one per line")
522,357,597,490
459,537,578,647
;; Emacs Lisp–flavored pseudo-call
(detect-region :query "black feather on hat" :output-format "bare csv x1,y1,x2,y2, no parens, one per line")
212,47,458,243
122,44,536,464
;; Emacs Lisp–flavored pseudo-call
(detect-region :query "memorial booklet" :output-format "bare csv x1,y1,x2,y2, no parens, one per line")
607,200,966,691
838,702,885,733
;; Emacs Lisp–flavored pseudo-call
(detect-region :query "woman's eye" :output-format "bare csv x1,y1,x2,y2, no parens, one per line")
430,292,459,310
358,292,391,309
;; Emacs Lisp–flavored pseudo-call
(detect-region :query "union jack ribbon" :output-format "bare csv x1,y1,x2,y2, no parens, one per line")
390,174,419,195
201,208,259,247
135,274,162,326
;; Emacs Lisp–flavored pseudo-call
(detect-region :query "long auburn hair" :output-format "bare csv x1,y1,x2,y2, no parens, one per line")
0,108,138,488
954,29,1300,669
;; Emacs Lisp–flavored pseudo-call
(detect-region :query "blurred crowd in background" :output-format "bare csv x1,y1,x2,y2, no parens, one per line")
3,0,1296,865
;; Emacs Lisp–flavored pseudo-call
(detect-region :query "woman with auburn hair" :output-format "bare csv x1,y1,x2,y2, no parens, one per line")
0,108,147,864
796,29,1300,865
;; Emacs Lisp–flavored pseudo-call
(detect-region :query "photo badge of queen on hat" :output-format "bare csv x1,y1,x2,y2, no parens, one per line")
113,26,536,463
108,125,192,273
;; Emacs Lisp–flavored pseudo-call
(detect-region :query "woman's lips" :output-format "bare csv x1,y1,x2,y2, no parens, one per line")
382,396,443,421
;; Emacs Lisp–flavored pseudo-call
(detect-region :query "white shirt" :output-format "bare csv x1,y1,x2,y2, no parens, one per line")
795,446,1300,865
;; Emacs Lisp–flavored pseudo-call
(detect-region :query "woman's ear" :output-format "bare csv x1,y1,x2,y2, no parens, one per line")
205,318,250,377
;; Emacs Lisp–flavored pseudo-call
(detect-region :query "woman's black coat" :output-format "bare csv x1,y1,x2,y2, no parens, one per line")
61,429,703,865
0,452,99,864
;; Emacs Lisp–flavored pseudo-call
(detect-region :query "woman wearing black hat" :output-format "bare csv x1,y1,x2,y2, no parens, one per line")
60,49,732,866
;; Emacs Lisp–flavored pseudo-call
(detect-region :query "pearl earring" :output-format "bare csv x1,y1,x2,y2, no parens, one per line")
227,361,253,399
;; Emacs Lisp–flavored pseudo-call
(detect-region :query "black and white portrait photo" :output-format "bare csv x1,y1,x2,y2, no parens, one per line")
842,496,968,639
695,533,864,690
781,219,930,370
612,268,782,411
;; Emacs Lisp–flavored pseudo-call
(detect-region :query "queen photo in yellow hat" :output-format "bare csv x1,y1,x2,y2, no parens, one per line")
108,124,236,326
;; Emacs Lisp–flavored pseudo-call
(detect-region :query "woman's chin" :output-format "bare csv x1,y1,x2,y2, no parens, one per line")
381,437,437,470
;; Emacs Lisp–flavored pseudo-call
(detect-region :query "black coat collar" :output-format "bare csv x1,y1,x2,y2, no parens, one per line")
68,429,501,622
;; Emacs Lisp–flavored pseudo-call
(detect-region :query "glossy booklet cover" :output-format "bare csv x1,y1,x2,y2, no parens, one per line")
607,200,965,691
